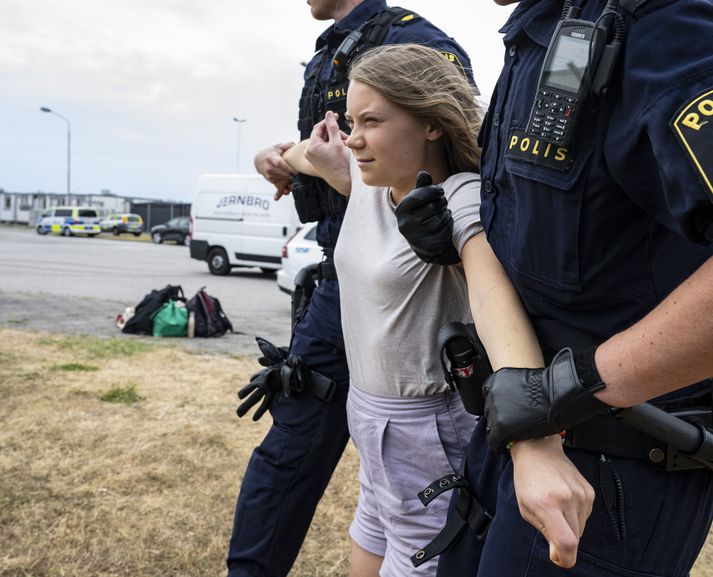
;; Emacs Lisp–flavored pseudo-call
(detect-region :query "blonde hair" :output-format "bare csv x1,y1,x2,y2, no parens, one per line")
349,43,482,174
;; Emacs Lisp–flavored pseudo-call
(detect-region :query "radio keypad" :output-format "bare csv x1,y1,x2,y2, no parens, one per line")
528,89,578,144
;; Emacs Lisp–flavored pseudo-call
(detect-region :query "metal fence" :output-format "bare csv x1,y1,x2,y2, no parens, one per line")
130,202,191,231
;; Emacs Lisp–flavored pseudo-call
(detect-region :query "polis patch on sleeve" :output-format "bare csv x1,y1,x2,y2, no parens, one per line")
440,51,478,95
670,88,713,201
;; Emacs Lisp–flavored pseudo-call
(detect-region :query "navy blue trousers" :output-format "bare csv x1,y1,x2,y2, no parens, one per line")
227,279,350,577
437,420,713,577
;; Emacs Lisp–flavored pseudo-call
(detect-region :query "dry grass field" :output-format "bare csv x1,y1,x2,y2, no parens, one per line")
1,327,711,577
0,328,357,577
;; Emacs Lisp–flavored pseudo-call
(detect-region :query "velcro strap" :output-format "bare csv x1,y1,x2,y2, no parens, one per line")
411,487,492,567
411,509,467,567
418,474,467,506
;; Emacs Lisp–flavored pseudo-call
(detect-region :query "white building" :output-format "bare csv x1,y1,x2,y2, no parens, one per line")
0,190,131,225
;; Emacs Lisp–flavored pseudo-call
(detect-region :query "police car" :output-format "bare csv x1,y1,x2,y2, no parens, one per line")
35,206,101,237
276,222,320,294
99,213,144,236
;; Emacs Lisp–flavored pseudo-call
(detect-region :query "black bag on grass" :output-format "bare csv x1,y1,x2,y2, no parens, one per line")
122,284,185,335
186,287,233,337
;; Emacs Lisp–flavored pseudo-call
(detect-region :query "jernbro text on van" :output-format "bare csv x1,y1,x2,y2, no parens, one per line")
216,195,271,210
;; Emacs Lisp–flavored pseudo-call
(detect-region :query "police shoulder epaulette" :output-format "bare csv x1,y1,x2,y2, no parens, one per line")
359,7,422,50
391,12,422,27
366,6,422,37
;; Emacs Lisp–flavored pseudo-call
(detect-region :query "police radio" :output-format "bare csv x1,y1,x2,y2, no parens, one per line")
332,29,363,72
526,0,624,148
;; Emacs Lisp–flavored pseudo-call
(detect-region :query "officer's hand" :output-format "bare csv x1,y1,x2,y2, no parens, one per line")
305,111,351,195
483,348,611,452
395,171,461,265
254,143,297,199
237,365,282,421
273,182,292,202
510,436,595,569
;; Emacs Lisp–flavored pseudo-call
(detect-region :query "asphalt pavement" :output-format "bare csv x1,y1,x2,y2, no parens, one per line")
0,225,294,356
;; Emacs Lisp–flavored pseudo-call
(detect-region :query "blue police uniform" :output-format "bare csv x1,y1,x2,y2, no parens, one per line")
437,0,713,575
227,3,473,576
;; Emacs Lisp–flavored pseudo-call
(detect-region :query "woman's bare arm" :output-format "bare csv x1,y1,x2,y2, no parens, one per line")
282,140,316,176
461,232,541,371
461,232,594,570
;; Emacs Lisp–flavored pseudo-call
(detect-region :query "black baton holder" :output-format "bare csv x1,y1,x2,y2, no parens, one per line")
615,404,713,472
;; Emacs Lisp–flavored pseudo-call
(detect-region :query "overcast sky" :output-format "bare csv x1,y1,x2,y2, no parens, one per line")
0,1,515,202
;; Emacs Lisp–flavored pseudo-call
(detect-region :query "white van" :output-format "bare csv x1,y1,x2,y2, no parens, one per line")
189,174,300,275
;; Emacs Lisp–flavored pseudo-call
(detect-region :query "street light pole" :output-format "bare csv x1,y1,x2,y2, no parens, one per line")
40,107,71,196
233,117,246,173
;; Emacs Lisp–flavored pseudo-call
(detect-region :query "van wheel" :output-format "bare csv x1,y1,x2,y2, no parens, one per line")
152,232,163,244
132,232,141,237
62,227,72,237
208,248,230,275
36,225,48,235
112,227,120,236
182,235,190,247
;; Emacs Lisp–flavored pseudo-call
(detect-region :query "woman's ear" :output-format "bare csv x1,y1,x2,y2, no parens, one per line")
426,122,443,141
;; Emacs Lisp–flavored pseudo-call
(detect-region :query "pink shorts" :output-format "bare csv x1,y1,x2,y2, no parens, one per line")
346,384,477,577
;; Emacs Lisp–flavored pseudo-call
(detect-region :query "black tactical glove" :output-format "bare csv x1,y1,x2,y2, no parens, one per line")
255,336,289,367
237,365,291,421
236,337,291,421
482,348,611,452
395,171,461,265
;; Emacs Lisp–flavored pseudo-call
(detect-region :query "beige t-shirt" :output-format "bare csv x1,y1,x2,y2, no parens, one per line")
334,158,483,397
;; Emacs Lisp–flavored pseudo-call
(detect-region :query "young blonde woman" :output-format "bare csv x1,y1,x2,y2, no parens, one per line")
283,44,592,577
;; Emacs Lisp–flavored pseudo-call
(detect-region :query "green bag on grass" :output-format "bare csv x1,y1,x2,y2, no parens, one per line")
151,300,188,337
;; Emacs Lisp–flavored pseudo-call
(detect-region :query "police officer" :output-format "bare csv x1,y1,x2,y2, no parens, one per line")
397,0,713,574
226,2,474,576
